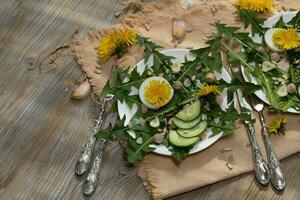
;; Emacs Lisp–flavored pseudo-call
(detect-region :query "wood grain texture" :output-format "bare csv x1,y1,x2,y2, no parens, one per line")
0,0,299,200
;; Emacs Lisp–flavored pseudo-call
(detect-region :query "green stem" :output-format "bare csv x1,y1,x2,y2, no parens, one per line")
220,41,254,72
143,41,171,73
144,97,195,121
282,99,294,111
260,73,280,110
232,37,269,63
116,77,148,89
242,11,265,35
290,66,296,83
111,97,195,135
208,122,232,130
132,135,154,158
177,62,195,81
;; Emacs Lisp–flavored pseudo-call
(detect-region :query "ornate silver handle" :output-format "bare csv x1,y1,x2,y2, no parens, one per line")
245,122,270,185
259,114,285,190
75,94,114,176
83,139,106,195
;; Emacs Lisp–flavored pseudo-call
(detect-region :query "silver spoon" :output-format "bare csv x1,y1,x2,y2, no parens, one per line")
250,96,286,191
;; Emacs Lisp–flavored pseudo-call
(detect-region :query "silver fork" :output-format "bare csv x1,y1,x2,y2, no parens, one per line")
250,95,286,191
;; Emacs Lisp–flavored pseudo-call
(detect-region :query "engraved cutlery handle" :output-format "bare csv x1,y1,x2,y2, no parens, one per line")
75,136,97,175
75,94,113,176
260,116,285,190
245,122,270,185
82,139,106,195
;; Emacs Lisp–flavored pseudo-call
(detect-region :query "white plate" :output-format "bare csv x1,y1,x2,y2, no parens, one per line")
117,49,232,156
241,12,300,114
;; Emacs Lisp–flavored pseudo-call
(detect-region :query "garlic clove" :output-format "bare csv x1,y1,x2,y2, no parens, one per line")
172,18,186,40
71,80,91,100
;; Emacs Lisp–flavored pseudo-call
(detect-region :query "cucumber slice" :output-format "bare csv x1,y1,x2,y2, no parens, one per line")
149,117,160,128
172,116,201,129
175,100,201,121
177,121,207,138
168,130,199,147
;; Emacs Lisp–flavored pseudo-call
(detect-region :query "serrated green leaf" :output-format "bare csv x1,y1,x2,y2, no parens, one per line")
288,11,300,31
238,9,266,36
274,16,287,28
216,23,240,37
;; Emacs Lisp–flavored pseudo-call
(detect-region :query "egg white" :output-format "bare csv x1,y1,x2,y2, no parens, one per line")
264,28,285,52
139,76,174,110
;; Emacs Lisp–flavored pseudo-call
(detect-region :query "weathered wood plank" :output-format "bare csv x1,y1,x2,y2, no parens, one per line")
0,0,299,200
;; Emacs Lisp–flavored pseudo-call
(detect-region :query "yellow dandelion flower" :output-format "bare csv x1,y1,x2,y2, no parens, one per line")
197,85,221,97
145,80,172,107
237,0,275,12
267,117,287,135
272,28,300,50
97,27,137,62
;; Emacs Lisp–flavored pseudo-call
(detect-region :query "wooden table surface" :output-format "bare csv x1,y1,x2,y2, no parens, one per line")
0,0,299,199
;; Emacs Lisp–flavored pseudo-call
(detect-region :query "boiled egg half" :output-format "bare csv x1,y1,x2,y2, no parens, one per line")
264,28,285,52
265,28,300,52
139,76,174,110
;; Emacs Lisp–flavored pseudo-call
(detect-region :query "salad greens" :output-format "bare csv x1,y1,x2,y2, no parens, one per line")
96,33,256,164
95,11,300,164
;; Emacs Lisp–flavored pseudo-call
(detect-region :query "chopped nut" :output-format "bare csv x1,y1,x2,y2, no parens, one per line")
171,61,182,73
115,12,121,17
276,85,288,97
144,23,150,31
220,147,232,153
168,118,176,129
262,61,276,72
136,137,143,144
153,133,165,144
205,72,215,82
195,65,201,71
173,81,183,90
95,64,101,69
183,78,192,87
277,60,290,73
271,52,281,62
226,162,233,170
246,141,251,147
287,83,296,94
282,5,289,11
94,68,102,74
209,4,218,14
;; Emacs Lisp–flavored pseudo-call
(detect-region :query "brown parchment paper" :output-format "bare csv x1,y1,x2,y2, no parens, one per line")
72,0,300,199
